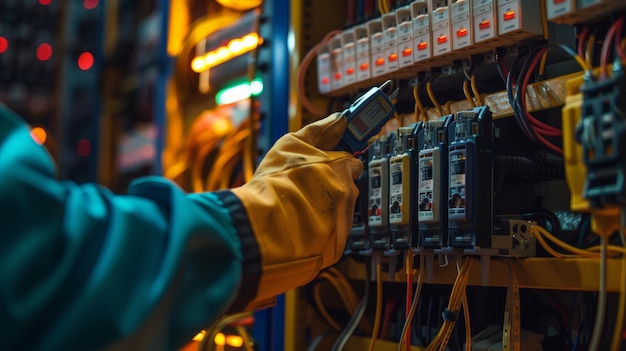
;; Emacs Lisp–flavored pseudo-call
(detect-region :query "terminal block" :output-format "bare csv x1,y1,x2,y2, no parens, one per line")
447,106,494,248
577,65,626,208
492,218,537,257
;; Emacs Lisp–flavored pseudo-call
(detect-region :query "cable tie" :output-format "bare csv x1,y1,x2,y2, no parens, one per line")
442,308,459,322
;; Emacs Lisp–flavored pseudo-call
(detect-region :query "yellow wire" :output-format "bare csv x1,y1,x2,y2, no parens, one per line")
444,101,453,115
413,85,427,122
318,272,360,313
235,325,254,351
463,80,476,108
368,262,383,351
470,75,482,106
313,284,343,331
426,82,443,116
530,225,599,258
426,258,472,351
585,35,596,69
378,0,387,14
587,245,626,255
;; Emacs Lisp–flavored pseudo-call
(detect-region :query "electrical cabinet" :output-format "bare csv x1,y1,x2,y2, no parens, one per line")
287,0,626,350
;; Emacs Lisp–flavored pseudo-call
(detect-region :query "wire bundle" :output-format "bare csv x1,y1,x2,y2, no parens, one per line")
425,257,472,351
506,44,588,155
312,267,369,333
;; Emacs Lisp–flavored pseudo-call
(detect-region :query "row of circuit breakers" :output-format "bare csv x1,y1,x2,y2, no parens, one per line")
317,0,625,94
345,106,545,258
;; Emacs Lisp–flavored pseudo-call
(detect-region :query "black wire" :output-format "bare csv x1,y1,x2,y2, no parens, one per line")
506,49,539,143
330,260,372,351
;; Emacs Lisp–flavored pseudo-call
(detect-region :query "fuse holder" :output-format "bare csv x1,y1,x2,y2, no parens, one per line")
503,10,516,21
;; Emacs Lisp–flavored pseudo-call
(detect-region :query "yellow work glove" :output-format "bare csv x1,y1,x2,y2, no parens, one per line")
227,112,363,310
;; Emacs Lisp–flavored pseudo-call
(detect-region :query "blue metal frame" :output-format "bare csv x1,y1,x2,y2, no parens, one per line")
252,0,291,350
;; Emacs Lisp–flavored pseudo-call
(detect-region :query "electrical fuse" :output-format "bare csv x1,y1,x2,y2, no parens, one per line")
341,30,357,87
389,126,419,249
546,0,575,22
430,0,453,58
368,137,391,250
447,107,494,248
473,0,505,47
382,12,399,74
548,0,626,24
396,6,414,69
417,116,452,248
316,41,331,94
450,0,473,52
367,18,386,78
329,35,343,91
411,0,433,65
497,0,544,41
354,24,371,83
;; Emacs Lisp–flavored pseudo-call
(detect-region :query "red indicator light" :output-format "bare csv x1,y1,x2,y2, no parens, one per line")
375,58,385,66
457,28,468,37
360,63,369,71
83,0,99,9
322,77,330,85
77,139,91,157
0,37,8,54
388,53,398,62
437,35,448,44
402,48,412,56
36,43,53,61
479,20,491,30
334,72,341,80
504,10,516,21
554,0,566,3
78,52,94,70
346,67,355,75
38,0,53,5
417,41,428,50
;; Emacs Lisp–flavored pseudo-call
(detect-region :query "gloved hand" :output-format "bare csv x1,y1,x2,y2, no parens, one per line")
229,112,363,307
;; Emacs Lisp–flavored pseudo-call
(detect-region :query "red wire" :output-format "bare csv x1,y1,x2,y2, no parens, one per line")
520,48,562,135
578,27,590,58
600,18,623,79
614,17,626,60
536,131,563,154
519,47,563,154
405,270,412,351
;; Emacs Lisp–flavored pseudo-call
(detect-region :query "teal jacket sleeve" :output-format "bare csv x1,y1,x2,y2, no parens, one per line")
0,106,262,350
